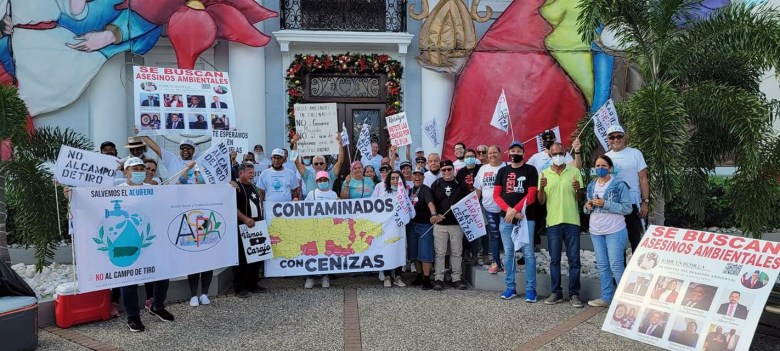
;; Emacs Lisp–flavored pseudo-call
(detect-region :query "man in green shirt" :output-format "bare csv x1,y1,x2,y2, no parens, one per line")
538,142,584,308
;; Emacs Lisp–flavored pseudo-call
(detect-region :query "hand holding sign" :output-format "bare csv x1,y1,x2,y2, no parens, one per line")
540,173,547,189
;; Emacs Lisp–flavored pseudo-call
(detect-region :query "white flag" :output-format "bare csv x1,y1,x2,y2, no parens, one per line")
195,141,231,184
394,188,412,225
451,191,487,242
490,89,510,133
356,123,372,159
593,99,620,150
511,202,530,248
536,126,562,152
422,118,440,146
341,122,350,146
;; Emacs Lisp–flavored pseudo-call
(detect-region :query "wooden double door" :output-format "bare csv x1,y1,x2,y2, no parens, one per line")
334,103,388,177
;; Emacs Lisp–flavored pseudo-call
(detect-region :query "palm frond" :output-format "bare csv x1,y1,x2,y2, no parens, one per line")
13,127,94,163
0,85,30,143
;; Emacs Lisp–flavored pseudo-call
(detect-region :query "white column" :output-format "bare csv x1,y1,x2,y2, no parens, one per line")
229,35,267,149
420,69,454,155
89,55,128,146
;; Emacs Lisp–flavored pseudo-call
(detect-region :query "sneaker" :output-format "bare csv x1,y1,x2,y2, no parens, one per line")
588,298,609,307
422,278,433,290
544,293,563,305
477,257,486,266
488,263,499,274
455,280,467,290
149,307,174,322
127,316,145,332
500,288,517,300
383,276,392,287
432,280,443,291
304,278,314,289
236,290,251,298
570,295,584,308
189,296,199,307
199,294,210,305
110,302,120,318
321,276,330,288
410,274,424,286
524,290,538,303
251,285,267,293
393,276,406,287
144,298,153,311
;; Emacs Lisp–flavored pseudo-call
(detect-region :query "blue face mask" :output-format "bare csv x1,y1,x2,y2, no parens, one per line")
464,157,476,166
303,158,312,166
595,167,610,178
130,171,146,184
317,181,330,190
391,185,398,191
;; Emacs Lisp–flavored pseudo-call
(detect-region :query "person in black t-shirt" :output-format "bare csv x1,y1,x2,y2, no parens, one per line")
456,148,486,263
235,162,265,298
408,166,437,290
430,159,469,290
493,141,539,302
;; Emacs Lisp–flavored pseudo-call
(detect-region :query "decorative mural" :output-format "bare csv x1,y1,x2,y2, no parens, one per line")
0,0,276,118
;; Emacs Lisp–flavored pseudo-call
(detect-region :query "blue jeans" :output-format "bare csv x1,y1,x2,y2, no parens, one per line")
408,222,434,262
499,219,536,292
591,228,627,303
485,211,502,267
547,223,581,296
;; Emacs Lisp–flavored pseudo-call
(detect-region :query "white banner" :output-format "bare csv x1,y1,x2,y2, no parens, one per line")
536,126,562,152
341,122,350,146
356,123,373,159
386,112,412,147
264,198,405,277
55,145,120,187
294,103,339,157
602,226,780,351
394,188,412,226
239,222,274,264
70,184,238,293
212,130,249,155
195,141,231,184
490,89,510,133
511,202,530,247
423,118,439,146
134,66,235,136
451,191,486,242
593,99,620,150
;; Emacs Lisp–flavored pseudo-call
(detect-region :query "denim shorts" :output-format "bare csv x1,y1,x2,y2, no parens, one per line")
408,222,434,262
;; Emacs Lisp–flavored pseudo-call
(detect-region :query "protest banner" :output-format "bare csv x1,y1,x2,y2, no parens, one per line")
451,191,486,242
490,89,510,134
423,118,440,146
386,112,412,147
55,145,120,187
593,99,619,150
294,103,339,157
133,66,235,136
394,187,412,227
195,141,230,184
264,198,405,277
356,123,373,159
510,202,529,247
239,222,274,264
536,126,562,152
70,184,238,293
602,225,780,351
212,130,249,155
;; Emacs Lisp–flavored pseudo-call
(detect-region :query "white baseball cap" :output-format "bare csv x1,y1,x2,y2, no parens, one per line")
415,147,424,154
606,125,625,135
180,138,196,148
123,157,145,169
271,148,285,157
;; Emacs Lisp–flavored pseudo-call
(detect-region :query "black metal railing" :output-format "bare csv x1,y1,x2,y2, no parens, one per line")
281,0,407,32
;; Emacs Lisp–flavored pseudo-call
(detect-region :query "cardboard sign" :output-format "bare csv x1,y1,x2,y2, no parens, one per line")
55,145,120,187
239,222,274,263
294,103,339,157
386,112,412,147
451,191,486,242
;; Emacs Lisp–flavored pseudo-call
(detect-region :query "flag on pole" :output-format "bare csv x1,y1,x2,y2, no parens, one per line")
451,191,487,242
395,188,412,225
593,99,620,150
195,141,231,184
423,118,440,146
356,123,372,158
536,126,562,152
490,89,510,133
511,202,530,247
341,122,350,146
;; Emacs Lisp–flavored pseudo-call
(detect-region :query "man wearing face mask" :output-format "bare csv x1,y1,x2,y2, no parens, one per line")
538,142,584,308
424,153,442,187
456,148,486,263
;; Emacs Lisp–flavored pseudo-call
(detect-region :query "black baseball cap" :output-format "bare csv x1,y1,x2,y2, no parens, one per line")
440,159,454,168
415,156,426,163
400,161,412,169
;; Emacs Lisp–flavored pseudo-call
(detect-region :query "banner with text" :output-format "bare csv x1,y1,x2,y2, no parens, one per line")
490,89,510,133
134,66,235,136
602,225,780,351
452,191,486,242
55,146,120,187
195,141,230,184
239,222,274,264
423,118,440,146
264,198,405,277
593,99,620,150
71,184,238,293
212,130,249,155
294,103,339,157
386,112,412,147
356,123,372,159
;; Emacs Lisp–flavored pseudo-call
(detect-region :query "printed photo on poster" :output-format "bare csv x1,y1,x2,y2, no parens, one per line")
637,309,669,339
650,276,683,303
189,114,209,130
210,96,229,109
636,251,659,270
740,270,770,289
187,95,206,109
622,272,653,297
703,324,740,351
715,290,752,320
140,81,157,92
166,113,186,130
667,316,702,348
214,85,229,94
139,113,162,131
211,114,230,130
679,281,718,311
140,93,160,107
608,301,642,330
164,94,184,108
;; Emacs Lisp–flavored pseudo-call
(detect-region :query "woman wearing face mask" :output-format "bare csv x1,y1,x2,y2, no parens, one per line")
341,161,375,199
584,155,633,308
302,171,340,289
372,170,415,287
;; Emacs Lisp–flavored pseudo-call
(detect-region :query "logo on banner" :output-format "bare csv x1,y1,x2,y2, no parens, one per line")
167,209,227,252
92,200,154,267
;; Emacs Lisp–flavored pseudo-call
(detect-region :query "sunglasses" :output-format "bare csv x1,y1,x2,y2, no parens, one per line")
551,152,565,156
476,150,487,154
180,146,194,151
608,134,625,140
543,137,556,141
313,162,326,166
441,168,454,172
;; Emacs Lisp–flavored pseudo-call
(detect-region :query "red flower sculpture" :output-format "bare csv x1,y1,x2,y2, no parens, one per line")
132,0,277,69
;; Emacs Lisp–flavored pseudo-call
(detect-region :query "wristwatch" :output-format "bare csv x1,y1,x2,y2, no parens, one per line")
642,199,650,203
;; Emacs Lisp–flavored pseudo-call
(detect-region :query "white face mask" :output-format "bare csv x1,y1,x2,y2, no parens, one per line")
552,155,565,166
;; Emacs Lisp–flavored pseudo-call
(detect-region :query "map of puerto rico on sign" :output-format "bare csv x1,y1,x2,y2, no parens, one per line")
264,199,406,277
